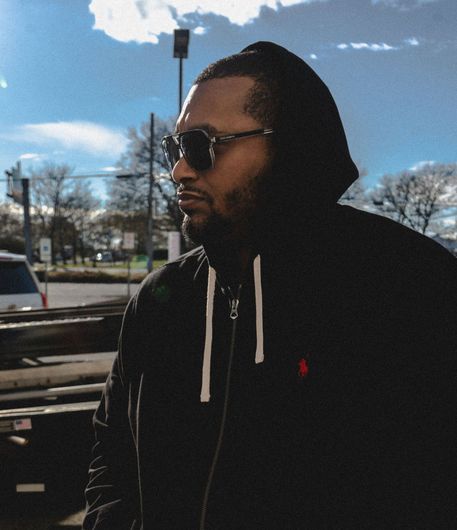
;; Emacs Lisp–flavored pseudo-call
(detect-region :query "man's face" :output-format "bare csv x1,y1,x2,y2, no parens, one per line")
172,76,272,246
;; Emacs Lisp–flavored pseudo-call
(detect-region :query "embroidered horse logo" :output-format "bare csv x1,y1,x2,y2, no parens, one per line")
298,358,309,378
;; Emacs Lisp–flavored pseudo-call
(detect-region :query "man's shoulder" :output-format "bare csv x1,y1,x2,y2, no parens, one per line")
117,246,207,372
334,205,456,267
143,245,206,281
132,245,207,310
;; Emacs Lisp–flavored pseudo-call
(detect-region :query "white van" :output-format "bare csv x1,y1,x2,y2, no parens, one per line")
0,251,47,311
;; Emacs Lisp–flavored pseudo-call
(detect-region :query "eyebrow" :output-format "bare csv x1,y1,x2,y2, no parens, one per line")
175,123,221,136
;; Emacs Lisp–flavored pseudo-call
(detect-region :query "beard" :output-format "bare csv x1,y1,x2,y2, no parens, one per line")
181,167,270,248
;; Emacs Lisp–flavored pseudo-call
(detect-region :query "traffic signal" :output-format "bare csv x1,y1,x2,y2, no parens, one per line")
5,162,23,204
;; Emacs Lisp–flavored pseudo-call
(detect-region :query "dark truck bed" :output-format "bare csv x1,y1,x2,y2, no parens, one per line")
0,302,125,510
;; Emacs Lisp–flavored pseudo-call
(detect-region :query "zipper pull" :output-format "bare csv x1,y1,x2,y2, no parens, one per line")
229,297,240,320
226,284,242,320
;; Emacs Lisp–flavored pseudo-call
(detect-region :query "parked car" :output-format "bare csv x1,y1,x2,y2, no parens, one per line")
93,251,113,263
0,251,47,311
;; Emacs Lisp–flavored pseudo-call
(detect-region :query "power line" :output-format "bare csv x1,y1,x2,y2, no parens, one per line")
0,171,172,183
0,172,120,183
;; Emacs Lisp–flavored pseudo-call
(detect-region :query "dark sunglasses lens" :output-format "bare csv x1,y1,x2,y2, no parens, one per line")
162,137,180,170
180,131,212,171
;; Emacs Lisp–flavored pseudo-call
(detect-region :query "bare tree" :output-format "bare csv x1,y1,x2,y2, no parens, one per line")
64,180,101,264
338,165,369,209
370,163,457,235
0,203,24,253
107,117,183,243
30,163,72,264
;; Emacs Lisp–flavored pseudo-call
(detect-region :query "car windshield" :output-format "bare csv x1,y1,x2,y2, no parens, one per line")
0,262,39,295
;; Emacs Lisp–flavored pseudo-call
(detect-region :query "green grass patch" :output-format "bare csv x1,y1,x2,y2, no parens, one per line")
34,260,168,283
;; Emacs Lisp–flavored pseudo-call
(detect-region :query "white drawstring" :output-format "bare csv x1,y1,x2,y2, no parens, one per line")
200,256,264,403
200,266,216,403
253,255,264,364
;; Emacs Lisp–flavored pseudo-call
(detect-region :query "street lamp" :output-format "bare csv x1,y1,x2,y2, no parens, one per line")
173,29,190,113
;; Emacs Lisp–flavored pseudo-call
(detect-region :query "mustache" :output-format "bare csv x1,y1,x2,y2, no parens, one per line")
177,185,212,202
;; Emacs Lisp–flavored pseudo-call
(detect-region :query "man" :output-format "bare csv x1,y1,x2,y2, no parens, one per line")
83,42,456,529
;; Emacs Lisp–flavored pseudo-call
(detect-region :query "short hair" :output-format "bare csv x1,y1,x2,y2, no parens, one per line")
194,51,280,128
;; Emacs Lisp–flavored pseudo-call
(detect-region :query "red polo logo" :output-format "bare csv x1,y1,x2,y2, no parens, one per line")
298,358,309,378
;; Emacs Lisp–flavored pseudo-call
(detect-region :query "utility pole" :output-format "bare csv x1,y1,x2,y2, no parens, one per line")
22,174,33,264
146,112,154,273
5,161,33,263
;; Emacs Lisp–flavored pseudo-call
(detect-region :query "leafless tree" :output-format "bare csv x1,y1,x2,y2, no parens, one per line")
339,180,365,203
338,165,368,208
370,163,457,235
64,180,101,264
30,163,72,264
107,117,183,246
0,203,24,253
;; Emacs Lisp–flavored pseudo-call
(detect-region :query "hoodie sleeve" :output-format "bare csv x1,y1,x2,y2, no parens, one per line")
82,297,141,530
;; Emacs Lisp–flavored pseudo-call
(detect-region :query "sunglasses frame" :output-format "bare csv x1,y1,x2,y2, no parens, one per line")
161,127,274,171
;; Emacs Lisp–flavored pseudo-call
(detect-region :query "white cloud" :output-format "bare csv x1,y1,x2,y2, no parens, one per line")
9,121,128,157
0,77,7,89
409,160,436,170
19,153,44,160
337,37,421,53
194,26,207,35
405,37,419,46
100,166,122,171
372,0,438,8
88,0,321,44
352,42,396,51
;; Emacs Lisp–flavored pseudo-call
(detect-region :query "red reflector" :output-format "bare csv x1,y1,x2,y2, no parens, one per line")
40,292,48,308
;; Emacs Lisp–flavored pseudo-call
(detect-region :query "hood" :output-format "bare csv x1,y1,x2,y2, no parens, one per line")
240,41,358,235
199,43,358,401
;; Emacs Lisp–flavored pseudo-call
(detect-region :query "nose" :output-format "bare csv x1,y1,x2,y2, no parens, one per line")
172,156,198,184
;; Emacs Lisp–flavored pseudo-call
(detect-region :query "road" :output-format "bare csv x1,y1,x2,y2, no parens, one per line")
41,281,140,308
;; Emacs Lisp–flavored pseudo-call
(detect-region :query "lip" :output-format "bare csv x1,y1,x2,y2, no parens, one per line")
177,192,206,202
177,192,207,209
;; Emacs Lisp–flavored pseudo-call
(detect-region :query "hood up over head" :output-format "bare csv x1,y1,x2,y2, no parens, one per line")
199,44,359,401
240,41,358,235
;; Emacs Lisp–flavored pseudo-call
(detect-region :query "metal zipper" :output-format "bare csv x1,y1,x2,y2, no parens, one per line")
199,283,242,530
227,285,241,320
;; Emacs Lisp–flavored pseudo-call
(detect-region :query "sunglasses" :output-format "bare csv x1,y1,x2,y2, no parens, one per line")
161,128,274,172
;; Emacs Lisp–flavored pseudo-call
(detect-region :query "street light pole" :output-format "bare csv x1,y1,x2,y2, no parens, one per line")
179,56,183,112
173,29,190,114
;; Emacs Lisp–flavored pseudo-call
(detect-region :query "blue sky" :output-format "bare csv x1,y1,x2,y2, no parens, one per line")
1,0,456,200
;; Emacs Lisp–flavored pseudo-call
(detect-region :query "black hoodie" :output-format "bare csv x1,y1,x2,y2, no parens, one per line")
84,42,457,529
242,42,358,213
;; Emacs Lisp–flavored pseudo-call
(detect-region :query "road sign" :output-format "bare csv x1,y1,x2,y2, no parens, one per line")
168,231,181,262
40,238,52,263
123,232,135,250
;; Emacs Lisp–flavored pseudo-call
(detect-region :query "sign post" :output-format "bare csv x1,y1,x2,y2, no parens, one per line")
40,238,52,301
123,232,135,297
168,231,181,262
